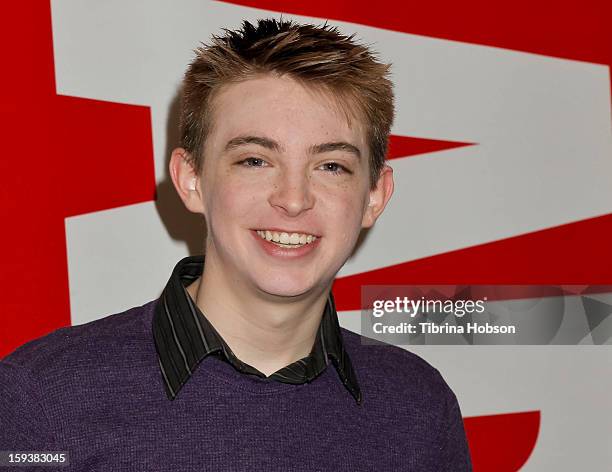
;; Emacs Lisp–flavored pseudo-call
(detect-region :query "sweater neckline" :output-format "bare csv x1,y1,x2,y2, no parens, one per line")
197,354,331,396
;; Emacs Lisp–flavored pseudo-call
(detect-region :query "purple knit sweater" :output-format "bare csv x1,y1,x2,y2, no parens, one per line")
0,299,472,471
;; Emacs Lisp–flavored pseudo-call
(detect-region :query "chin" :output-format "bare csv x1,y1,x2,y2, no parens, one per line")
255,278,316,299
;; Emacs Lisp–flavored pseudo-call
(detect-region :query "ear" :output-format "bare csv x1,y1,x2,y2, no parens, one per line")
169,147,206,215
361,164,394,228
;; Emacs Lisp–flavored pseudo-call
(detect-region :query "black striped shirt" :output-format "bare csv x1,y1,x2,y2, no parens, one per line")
152,255,362,404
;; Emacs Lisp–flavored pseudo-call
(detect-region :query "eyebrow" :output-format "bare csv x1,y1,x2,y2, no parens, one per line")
223,135,361,160
310,141,361,159
224,135,281,153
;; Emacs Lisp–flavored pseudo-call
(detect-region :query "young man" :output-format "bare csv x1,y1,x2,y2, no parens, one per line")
0,19,472,471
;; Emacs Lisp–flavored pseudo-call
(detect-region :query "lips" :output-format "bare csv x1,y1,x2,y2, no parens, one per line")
251,229,321,257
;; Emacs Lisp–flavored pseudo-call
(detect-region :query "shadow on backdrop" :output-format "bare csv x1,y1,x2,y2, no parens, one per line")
155,88,206,256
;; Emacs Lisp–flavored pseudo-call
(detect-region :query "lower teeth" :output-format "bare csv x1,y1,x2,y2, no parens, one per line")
272,242,306,248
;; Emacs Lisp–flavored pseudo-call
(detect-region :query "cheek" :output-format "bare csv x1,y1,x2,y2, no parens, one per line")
208,175,263,221
323,192,365,245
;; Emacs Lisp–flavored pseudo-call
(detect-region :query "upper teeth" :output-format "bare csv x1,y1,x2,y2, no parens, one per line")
256,230,317,245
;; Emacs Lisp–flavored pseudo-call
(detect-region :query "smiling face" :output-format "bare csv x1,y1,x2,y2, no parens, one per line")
172,73,393,300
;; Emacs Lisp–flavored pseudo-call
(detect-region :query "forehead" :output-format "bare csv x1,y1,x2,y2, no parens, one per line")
206,74,368,153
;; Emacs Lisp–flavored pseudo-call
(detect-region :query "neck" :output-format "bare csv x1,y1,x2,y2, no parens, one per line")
186,252,330,376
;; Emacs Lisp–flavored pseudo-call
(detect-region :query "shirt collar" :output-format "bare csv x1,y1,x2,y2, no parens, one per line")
152,255,361,404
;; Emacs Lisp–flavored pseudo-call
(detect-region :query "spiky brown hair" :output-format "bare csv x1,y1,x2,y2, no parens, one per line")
180,18,394,189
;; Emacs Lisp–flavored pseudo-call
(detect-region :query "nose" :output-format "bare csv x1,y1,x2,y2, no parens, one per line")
268,170,315,217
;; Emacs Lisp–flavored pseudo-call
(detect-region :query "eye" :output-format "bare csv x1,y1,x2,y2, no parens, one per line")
320,162,351,175
237,157,268,168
